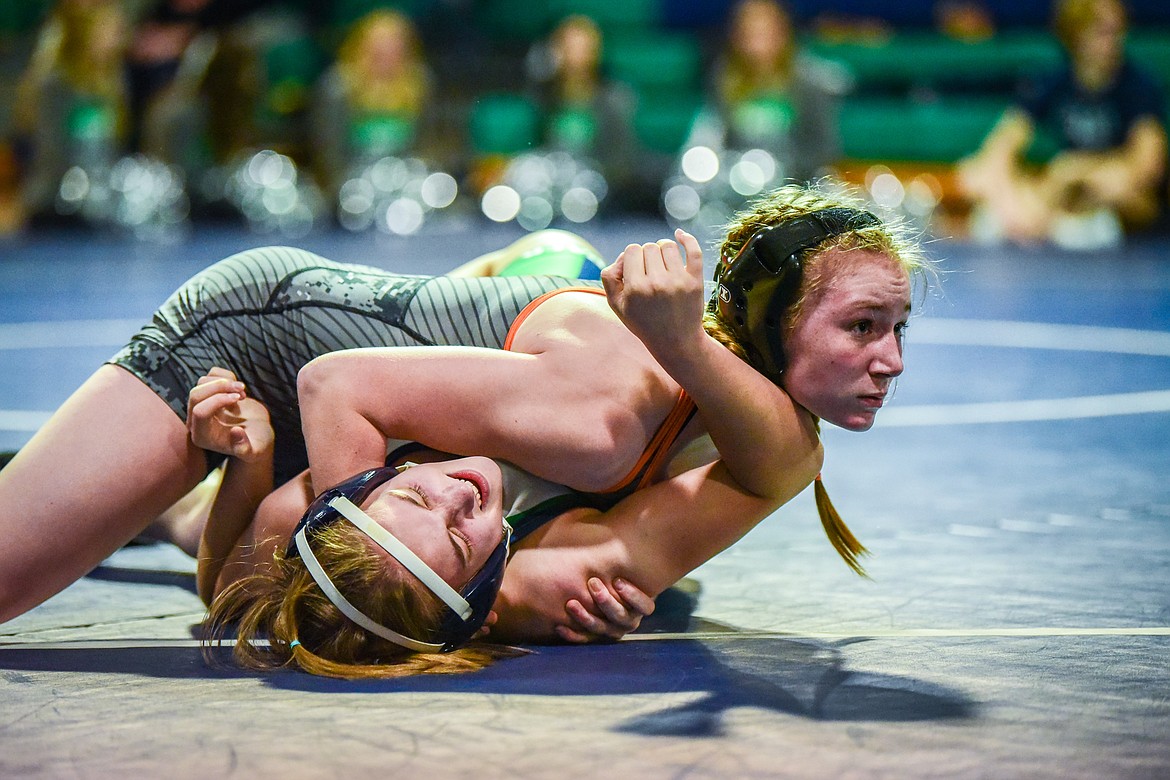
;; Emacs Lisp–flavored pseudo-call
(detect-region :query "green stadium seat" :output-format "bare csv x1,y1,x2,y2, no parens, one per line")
809,31,1062,91
0,0,50,37
839,96,1007,162
327,0,437,28
1128,30,1170,92
264,36,327,91
631,92,702,154
468,92,541,154
603,31,703,94
473,0,555,43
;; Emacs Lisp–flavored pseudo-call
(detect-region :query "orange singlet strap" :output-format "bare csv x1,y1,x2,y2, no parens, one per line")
503,286,605,351
602,390,698,495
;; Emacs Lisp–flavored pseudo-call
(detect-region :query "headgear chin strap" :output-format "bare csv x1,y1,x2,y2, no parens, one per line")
287,466,511,654
710,207,882,384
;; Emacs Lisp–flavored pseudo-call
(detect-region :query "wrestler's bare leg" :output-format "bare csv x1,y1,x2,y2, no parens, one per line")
0,364,207,622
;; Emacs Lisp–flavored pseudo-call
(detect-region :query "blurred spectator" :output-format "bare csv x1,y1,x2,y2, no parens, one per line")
0,142,22,235
462,15,632,231
310,9,436,200
124,0,265,182
934,1,996,41
692,0,847,183
958,0,1168,249
126,0,210,157
526,14,633,176
14,0,130,216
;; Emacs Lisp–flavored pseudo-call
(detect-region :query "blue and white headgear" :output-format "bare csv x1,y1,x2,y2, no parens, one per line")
286,465,511,653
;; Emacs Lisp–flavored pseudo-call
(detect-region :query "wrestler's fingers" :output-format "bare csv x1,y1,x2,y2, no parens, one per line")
613,577,656,618
195,369,240,389
228,426,252,457
587,577,634,630
600,252,626,298
195,370,247,401
656,238,684,273
564,597,610,636
675,228,705,281
189,392,243,425
204,366,238,381
468,610,495,641
623,242,647,279
189,381,241,409
188,377,244,406
639,241,667,277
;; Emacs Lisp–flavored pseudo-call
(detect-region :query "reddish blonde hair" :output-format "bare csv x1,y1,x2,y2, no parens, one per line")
337,9,430,116
203,523,520,679
709,182,933,345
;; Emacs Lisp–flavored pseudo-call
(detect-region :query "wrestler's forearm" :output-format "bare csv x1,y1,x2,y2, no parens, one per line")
602,232,820,497
196,449,273,605
298,357,398,493
653,331,822,499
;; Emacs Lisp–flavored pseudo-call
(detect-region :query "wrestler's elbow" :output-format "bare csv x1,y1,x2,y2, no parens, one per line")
297,354,347,409
736,440,824,502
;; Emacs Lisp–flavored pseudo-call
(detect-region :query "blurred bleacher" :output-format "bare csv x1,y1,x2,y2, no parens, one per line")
1,0,1169,231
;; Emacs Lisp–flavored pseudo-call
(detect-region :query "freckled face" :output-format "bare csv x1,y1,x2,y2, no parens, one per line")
361,457,505,587
782,249,911,431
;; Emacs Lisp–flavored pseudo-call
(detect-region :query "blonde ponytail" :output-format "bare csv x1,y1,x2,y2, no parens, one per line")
813,474,869,577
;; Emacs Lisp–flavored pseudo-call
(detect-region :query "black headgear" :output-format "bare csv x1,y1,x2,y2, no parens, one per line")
710,207,882,384
287,467,510,653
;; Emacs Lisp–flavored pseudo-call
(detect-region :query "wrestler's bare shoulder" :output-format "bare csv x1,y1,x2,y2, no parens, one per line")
504,289,698,491
508,290,628,353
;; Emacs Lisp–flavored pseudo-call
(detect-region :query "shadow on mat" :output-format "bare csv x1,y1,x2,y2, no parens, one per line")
84,565,199,595
265,582,976,729
0,645,249,680
264,636,975,731
0,580,974,732
0,637,975,731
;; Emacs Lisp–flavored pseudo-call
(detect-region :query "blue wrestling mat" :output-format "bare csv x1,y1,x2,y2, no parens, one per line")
1,223,1168,778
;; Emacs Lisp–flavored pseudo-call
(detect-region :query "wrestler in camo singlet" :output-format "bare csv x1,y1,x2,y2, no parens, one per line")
109,246,602,483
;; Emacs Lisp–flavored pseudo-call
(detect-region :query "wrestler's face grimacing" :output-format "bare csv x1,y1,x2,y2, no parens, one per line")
782,249,911,431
